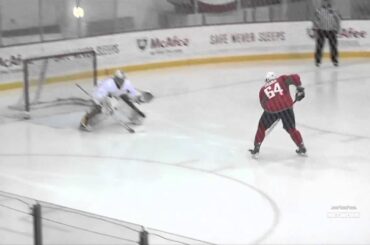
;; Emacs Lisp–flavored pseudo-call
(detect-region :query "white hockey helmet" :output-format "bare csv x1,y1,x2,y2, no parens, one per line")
265,71,277,82
114,70,126,80
113,70,126,87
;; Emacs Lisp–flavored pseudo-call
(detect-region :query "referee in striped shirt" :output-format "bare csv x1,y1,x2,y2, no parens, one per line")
313,0,341,67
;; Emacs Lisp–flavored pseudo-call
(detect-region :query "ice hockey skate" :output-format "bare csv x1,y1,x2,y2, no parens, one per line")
79,116,92,131
249,144,260,159
296,144,307,156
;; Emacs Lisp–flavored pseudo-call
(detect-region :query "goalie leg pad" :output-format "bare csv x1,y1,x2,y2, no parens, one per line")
79,104,102,130
128,110,143,125
101,97,120,114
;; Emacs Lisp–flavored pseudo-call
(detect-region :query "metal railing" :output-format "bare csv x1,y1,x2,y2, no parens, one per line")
0,190,213,245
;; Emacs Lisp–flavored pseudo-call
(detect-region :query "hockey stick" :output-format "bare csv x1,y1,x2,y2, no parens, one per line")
75,83,135,133
76,84,146,118
266,98,298,136
265,119,279,136
119,94,146,118
249,96,301,157
110,111,135,133
76,83,91,97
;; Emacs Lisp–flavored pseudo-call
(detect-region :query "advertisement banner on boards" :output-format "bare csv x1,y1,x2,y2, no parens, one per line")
0,20,369,85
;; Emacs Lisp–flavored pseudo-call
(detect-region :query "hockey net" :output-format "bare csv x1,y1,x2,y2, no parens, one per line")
8,50,97,118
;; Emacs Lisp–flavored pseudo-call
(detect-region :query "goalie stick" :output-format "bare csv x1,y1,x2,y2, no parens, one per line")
76,83,147,118
119,94,146,118
75,83,135,133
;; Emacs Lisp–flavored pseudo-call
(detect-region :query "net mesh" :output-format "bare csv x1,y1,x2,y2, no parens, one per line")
9,50,97,117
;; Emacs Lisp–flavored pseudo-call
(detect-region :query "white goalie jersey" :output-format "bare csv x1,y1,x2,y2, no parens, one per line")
92,77,139,104
79,70,153,133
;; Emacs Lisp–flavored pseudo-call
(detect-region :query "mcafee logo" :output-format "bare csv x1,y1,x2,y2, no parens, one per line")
306,27,367,39
137,39,148,51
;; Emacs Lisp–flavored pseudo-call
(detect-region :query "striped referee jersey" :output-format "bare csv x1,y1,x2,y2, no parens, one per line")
313,4,341,32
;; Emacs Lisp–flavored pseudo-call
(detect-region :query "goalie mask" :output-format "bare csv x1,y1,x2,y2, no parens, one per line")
113,70,126,88
265,72,277,83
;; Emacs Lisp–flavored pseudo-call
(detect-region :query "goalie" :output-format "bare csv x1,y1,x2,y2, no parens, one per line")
80,70,149,131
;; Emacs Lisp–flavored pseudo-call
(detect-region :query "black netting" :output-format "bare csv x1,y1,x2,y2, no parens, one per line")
9,50,96,115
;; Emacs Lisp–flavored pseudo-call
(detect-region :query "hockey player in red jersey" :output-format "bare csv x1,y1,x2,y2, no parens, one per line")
249,72,306,157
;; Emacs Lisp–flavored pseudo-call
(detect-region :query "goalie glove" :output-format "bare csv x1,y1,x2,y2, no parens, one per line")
295,87,305,102
133,92,154,104
133,95,143,104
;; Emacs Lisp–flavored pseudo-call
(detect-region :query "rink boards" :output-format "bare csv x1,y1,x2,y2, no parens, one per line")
1,20,370,89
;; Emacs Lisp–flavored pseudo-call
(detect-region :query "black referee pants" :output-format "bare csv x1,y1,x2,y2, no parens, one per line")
315,29,338,65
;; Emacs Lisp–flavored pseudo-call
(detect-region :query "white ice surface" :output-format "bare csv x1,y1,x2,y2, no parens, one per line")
0,59,370,244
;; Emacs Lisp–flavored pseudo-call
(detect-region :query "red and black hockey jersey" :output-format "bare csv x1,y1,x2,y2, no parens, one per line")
259,74,301,113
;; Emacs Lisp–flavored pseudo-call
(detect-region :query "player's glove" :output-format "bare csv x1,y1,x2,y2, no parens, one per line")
295,87,305,102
